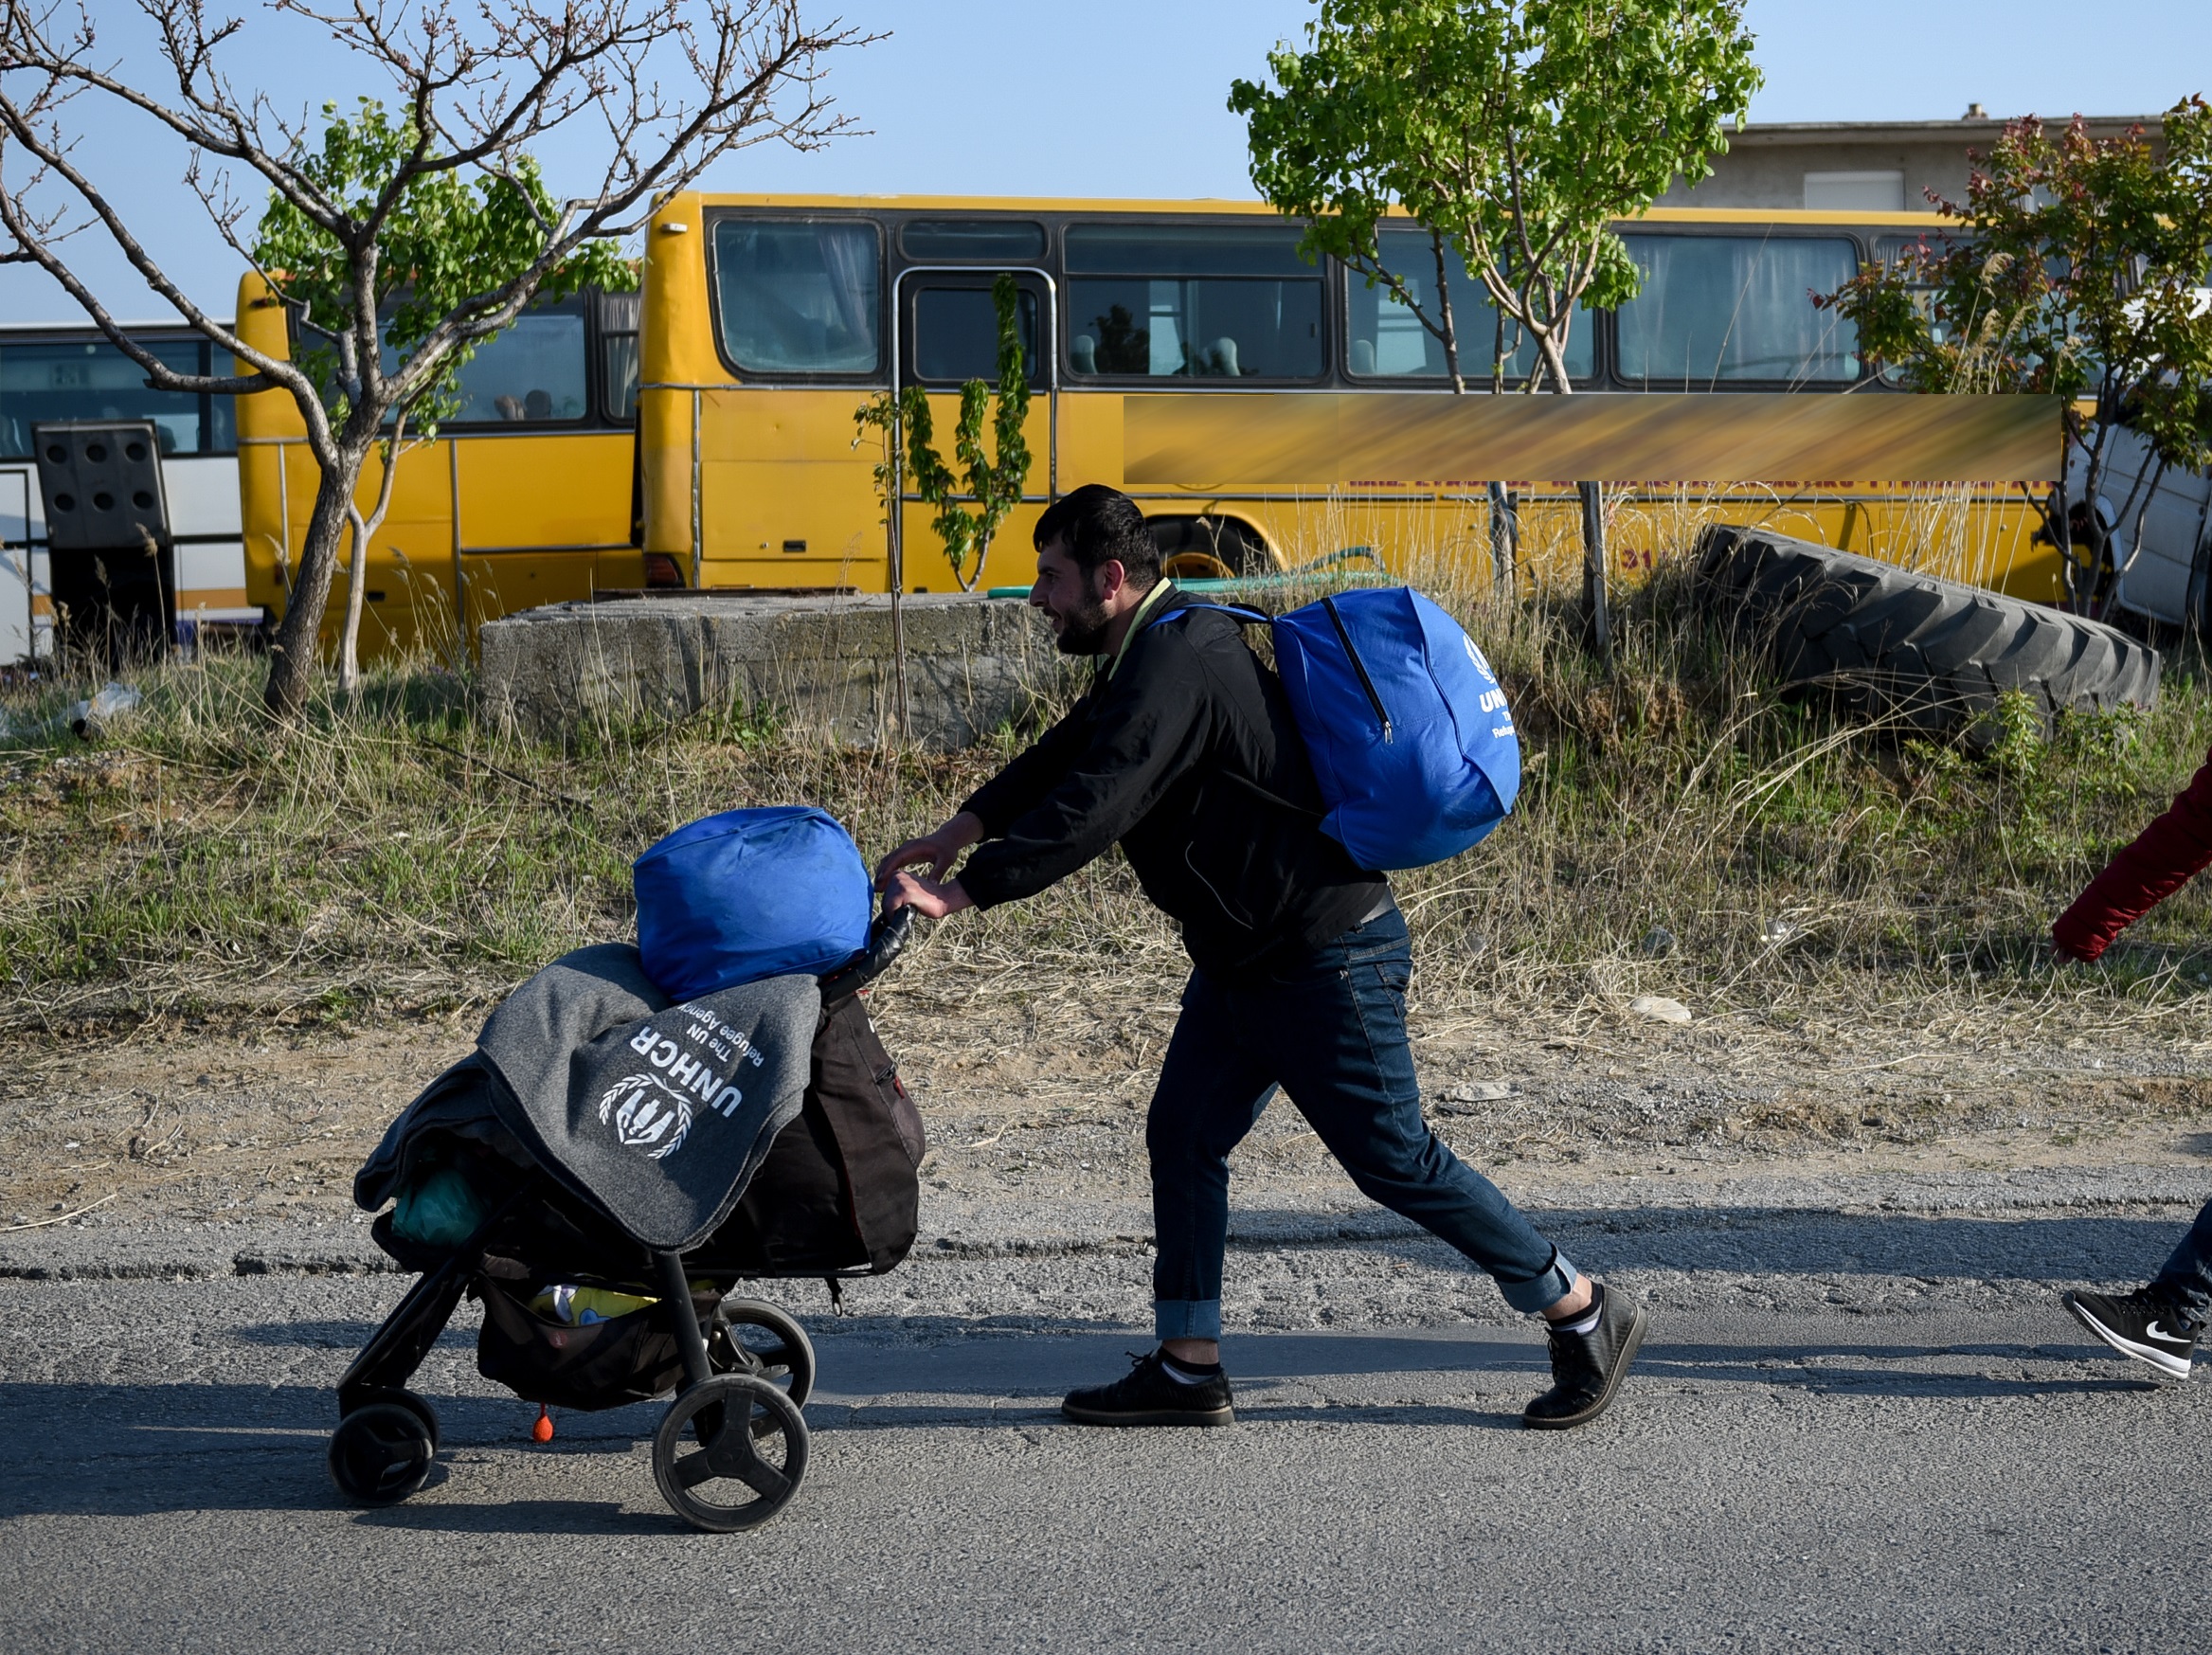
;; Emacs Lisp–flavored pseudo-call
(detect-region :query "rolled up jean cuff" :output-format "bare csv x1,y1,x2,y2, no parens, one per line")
1497,1248,1579,1315
1155,1299,1222,1341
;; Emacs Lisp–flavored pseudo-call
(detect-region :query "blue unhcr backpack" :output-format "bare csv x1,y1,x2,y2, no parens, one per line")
1185,587,1520,871
634,805,872,1000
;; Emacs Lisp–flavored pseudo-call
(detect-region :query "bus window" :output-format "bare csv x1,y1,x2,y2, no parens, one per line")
450,310,588,422
899,219,1046,262
600,291,640,422
0,338,207,456
912,285,1040,384
1871,233,1954,387
1066,222,1322,380
1344,227,1593,384
1615,234,1861,385
208,362,239,451
711,218,882,375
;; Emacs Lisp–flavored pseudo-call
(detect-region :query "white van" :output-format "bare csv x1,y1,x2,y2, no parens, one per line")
0,320,255,663
2073,423,2212,630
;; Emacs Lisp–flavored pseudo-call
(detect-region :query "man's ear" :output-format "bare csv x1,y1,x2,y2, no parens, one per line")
1096,559,1128,603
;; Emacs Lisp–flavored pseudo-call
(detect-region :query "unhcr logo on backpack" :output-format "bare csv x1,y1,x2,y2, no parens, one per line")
1464,633,1515,738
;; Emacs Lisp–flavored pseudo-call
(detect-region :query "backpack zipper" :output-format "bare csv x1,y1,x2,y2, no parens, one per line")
1322,596,1394,744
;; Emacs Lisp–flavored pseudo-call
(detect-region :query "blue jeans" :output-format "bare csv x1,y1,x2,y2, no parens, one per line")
1148,905,1578,1341
2153,1198,2212,1326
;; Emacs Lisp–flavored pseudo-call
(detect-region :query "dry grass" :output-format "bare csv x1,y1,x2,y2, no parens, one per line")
6,496,2212,1063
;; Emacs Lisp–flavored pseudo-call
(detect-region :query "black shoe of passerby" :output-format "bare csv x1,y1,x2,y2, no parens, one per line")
1063,1349,1234,1427
2063,1287,2198,1379
1523,1284,1647,1430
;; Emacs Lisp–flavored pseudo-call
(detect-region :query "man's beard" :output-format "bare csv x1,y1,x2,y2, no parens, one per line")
1053,593,1111,656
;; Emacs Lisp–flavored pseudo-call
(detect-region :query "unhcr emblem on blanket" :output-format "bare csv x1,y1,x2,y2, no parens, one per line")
600,1008,774,1160
597,1075,694,1160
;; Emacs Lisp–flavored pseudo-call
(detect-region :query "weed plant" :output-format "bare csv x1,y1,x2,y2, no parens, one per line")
4,502,2212,1044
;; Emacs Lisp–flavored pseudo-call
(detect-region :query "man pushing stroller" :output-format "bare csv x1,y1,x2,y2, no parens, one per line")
876,484,1646,1430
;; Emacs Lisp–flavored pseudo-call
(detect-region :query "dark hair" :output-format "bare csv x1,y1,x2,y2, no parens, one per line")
1033,483,1160,589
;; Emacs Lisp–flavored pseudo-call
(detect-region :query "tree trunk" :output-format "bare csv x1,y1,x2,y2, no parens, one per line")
336,419,409,697
1579,481,1610,668
1527,330,1610,671
1430,233,1465,395
262,440,370,719
337,507,370,696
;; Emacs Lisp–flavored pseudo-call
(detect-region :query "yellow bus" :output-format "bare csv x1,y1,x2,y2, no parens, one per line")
636,193,2059,600
234,274,657,658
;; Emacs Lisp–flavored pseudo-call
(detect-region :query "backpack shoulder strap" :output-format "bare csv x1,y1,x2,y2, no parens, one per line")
1166,601,1273,627
1165,603,1322,820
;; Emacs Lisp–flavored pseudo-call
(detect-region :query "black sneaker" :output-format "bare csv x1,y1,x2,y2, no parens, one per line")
1523,1284,1647,1430
1062,1349,1234,1427
2063,1288,2198,1379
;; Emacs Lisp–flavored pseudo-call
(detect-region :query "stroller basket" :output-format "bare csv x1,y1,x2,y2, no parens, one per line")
329,911,920,1532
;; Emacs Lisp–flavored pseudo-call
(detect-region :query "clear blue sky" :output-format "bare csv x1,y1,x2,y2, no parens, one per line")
8,0,2209,320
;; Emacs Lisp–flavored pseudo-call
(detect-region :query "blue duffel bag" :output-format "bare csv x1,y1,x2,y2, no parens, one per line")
1182,587,1520,871
634,806,872,1000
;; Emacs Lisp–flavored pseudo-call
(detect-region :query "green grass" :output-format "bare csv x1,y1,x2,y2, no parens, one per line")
6,556,2212,1038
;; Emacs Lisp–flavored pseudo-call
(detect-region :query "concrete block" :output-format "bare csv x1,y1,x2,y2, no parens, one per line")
478,591,1077,748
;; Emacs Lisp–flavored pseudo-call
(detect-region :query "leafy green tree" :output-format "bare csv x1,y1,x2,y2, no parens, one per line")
1232,0,1761,396
855,274,1033,592
0,0,865,717
254,99,635,691
1818,101,2212,611
1232,0,1760,661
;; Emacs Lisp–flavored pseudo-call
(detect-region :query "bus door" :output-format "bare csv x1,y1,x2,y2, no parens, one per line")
891,266,1055,593
448,292,641,642
237,286,642,663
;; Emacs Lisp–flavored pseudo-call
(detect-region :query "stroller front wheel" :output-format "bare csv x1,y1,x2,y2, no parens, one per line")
328,1402,436,1506
652,1374,809,1533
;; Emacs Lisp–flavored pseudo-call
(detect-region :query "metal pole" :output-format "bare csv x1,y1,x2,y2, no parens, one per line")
886,283,909,744
690,390,703,589
879,264,1060,744
448,439,466,667
1579,479,1610,666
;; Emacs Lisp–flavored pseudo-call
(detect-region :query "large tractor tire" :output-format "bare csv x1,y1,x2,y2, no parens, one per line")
1695,525,2161,738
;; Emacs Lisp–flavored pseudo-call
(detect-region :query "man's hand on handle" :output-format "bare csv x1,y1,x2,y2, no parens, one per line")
876,812,984,920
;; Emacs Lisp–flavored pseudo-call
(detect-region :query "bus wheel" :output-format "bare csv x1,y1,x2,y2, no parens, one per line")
1147,514,1271,582
1697,524,2162,742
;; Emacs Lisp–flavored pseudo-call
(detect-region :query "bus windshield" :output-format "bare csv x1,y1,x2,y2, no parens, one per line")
711,218,883,375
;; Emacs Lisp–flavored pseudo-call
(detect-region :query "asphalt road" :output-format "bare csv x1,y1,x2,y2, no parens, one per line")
4,1173,2207,1655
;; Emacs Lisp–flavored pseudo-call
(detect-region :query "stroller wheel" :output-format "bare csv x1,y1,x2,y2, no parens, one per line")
710,1299,816,1412
652,1375,809,1533
328,1402,436,1506
347,1387,441,1455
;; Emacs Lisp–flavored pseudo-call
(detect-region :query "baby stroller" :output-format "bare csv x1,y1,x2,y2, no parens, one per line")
329,909,920,1533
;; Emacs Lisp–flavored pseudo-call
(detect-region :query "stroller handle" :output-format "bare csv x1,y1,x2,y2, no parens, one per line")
816,907,914,1004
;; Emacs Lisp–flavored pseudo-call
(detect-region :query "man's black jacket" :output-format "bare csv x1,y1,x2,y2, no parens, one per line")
957,585,1388,976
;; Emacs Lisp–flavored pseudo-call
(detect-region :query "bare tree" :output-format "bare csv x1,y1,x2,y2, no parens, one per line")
0,0,870,716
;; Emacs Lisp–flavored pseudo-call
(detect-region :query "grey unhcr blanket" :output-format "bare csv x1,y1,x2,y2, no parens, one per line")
476,943,821,1250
